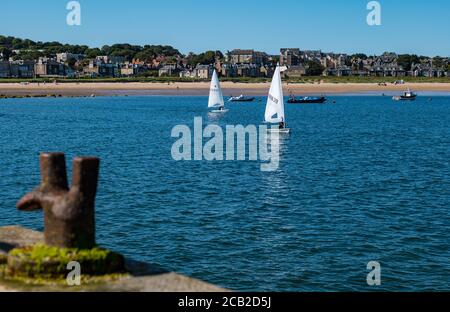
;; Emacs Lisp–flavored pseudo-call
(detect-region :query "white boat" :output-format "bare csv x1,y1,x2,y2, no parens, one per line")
208,70,228,113
228,95,256,102
392,89,417,101
265,65,291,134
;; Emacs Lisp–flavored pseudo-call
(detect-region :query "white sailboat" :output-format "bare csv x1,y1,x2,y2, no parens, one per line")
208,69,228,113
265,65,290,134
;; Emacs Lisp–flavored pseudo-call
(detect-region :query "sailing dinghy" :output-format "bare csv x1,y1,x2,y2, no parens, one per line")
265,65,290,134
208,70,228,113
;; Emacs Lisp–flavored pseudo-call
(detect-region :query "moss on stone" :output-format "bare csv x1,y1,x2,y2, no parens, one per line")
2,271,129,288
0,264,6,277
7,244,125,278
0,253,7,265
10,244,111,263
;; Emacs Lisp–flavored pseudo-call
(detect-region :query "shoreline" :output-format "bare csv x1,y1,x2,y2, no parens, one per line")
1,82,450,98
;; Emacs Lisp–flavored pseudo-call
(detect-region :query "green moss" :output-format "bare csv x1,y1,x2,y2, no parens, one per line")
7,244,125,278
0,264,6,277
1,264,128,289
0,253,7,265
2,271,128,287
10,244,111,262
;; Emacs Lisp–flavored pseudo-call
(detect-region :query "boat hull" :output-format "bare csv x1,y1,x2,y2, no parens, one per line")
229,97,256,102
393,95,417,101
267,128,291,134
288,97,326,104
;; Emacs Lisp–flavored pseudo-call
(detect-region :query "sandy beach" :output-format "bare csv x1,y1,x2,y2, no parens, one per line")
1,82,450,97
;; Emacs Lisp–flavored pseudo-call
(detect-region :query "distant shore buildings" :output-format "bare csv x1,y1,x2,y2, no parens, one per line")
0,39,449,79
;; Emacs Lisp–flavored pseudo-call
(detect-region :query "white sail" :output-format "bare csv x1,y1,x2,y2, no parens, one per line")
208,70,224,108
265,65,285,123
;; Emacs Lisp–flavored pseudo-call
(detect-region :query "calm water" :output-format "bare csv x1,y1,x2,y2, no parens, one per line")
0,95,449,291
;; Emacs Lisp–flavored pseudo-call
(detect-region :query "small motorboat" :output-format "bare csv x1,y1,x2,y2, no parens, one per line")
228,95,256,102
288,95,327,104
393,89,417,101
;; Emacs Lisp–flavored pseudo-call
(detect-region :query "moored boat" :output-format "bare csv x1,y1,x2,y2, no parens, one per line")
393,89,417,101
288,95,327,104
228,95,256,102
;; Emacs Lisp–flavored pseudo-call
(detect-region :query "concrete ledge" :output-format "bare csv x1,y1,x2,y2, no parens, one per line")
0,226,226,292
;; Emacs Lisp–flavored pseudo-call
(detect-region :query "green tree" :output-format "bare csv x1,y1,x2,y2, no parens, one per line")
351,53,368,60
187,51,219,67
136,70,159,77
397,54,420,71
67,57,77,70
12,38,24,49
134,45,181,62
432,56,444,69
0,47,13,60
13,50,44,61
85,48,101,59
77,59,90,72
306,60,324,76
270,55,280,66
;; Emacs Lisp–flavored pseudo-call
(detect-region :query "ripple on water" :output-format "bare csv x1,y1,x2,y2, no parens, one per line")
0,96,449,291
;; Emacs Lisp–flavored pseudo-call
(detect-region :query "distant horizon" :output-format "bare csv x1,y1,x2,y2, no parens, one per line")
1,0,450,57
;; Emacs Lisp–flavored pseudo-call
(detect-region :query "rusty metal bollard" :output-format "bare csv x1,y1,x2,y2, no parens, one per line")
16,152,100,249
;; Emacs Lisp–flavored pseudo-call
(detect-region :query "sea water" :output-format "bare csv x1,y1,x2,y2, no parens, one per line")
0,95,449,291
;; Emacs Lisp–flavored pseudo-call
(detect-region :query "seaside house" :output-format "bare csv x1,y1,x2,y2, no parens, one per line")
158,64,180,77
221,63,263,78
81,56,126,77
226,49,268,66
179,64,214,79
96,55,126,64
411,63,446,78
35,58,68,78
220,64,237,78
283,65,307,78
236,64,260,77
83,59,121,78
325,66,352,77
281,48,354,77
227,49,254,64
0,61,10,78
120,63,141,77
280,48,301,67
195,64,214,79
300,50,323,61
56,52,85,63
2,60,36,78
259,65,274,78
179,69,196,79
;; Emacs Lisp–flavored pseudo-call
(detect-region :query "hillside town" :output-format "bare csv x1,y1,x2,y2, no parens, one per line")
0,36,449,80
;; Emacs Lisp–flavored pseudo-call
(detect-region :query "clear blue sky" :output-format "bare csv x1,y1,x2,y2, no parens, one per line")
1,0,450,56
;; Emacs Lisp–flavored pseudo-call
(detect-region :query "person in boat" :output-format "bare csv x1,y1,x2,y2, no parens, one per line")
289,94,295,101
279,118,285,129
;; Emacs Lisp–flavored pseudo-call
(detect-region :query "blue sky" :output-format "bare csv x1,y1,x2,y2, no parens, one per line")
1,0,450,56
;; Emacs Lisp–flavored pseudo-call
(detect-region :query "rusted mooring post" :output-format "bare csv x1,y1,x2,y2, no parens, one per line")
16,152,99,249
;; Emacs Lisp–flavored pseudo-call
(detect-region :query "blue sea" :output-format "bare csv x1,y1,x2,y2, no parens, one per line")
0,95,449,291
